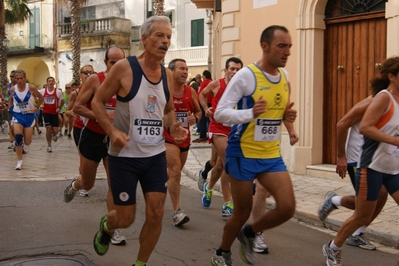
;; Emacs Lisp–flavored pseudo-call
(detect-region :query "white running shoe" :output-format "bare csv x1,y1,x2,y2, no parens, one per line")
172,209,190,226
15,160,23,170
111,229,126,245
253,232,269,254
47,146,52,153
79,189,89,197
23,145,29,154
52,134,58,142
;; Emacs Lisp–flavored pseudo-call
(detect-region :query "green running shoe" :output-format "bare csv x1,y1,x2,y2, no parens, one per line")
93,214,112,255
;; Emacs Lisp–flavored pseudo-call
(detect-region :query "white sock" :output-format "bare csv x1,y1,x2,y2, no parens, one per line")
331,196,342,207
330,240,341,251
352,226,367,236
71,181,78,190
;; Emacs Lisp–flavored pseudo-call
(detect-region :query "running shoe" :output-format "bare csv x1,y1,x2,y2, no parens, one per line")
64,129,68,136
8,142,14,149
111,229,126,245
23,145,29,154
237,225,256,265
318,191,338,221
47,146,52,153
52,134,58,142
211,251,232,266
172,209,190,226
346,233,376,250
63,176,78,203
15,160,23,170
93,214,112,255
221,201,234,219
197,169,207,191
322,241,342,266
201,182,213,208
253,233,269,254
68,134,72,139
79,189,89,197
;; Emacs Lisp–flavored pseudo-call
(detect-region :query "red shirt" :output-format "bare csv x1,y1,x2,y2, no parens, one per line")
198,78,213,104
42,88,61,114
73,86,84,129
164,85,194,148
209,78,231,137
84,72,116,135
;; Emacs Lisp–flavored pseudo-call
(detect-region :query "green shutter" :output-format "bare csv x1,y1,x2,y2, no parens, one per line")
29,8,40,48
191,19,204,47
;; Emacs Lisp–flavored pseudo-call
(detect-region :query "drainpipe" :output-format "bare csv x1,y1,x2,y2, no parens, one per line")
206,9,213,72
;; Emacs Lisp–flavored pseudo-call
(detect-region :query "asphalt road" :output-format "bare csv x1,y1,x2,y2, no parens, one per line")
1,176,399,266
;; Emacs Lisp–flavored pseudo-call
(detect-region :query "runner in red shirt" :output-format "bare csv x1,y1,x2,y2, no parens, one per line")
164,58,201,226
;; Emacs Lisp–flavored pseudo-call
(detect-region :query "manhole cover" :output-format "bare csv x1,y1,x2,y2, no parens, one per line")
0,256,94,266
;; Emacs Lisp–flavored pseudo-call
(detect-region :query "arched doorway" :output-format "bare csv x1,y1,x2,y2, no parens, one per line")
322,0,388,164
17,57,50,89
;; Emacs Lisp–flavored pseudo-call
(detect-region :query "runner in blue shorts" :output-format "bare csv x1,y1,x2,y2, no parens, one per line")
323,56,399,266
212,25,297,265
9,69,43,170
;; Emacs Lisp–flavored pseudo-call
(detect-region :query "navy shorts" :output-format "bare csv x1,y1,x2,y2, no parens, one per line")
78,127,109,162
356,167,399,201
43,113,59,127
347,164,357,189
108,152,168,206
73,126,82,147
165,140,190,152
225,156,287,181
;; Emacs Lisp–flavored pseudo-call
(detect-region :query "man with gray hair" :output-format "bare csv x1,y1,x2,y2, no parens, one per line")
91,16,188,266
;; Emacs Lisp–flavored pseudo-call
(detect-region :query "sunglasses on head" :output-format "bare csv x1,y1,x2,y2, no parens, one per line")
81,71,94,75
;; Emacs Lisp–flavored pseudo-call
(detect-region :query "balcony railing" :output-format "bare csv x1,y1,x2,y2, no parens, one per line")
7,34,52,50
164,46,209,66
57,17,131,37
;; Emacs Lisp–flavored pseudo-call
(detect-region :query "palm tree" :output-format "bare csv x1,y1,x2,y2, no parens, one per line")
153,0,164,16
56,0,87,84
0,0,31,96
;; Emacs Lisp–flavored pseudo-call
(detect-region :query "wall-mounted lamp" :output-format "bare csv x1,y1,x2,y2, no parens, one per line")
58,60,65,65
19,31,24,37
2,37,9,47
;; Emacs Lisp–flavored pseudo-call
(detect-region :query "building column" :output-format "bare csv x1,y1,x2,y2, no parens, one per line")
386,0,399,57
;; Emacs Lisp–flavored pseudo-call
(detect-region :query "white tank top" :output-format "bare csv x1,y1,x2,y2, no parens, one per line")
108,56,169,158
12,84,35,114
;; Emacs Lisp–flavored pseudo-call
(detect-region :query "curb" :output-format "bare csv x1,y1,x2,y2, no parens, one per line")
183,164,399,250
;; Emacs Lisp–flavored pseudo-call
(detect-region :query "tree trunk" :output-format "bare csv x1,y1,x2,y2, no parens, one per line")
0,0,7,97
70,0,81,84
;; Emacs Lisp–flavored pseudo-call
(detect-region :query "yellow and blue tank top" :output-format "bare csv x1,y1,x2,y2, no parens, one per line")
227,64,289,159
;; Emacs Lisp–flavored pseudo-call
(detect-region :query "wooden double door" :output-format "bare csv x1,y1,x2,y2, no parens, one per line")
323,11,387,164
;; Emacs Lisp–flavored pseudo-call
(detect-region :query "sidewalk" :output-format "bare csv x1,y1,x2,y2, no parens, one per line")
1,129,399,250
184,143,399,250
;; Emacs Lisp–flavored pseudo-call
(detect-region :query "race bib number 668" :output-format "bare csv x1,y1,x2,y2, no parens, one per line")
254,118,281,142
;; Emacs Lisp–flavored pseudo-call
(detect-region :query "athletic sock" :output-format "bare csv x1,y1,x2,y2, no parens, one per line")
134,260,146,266
243,224,256,238
216,248,230,256
352,226,367,236
71,181,78,191
331,195,342,207
104,221,114,235
202,160,213,177
330,240,341,251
